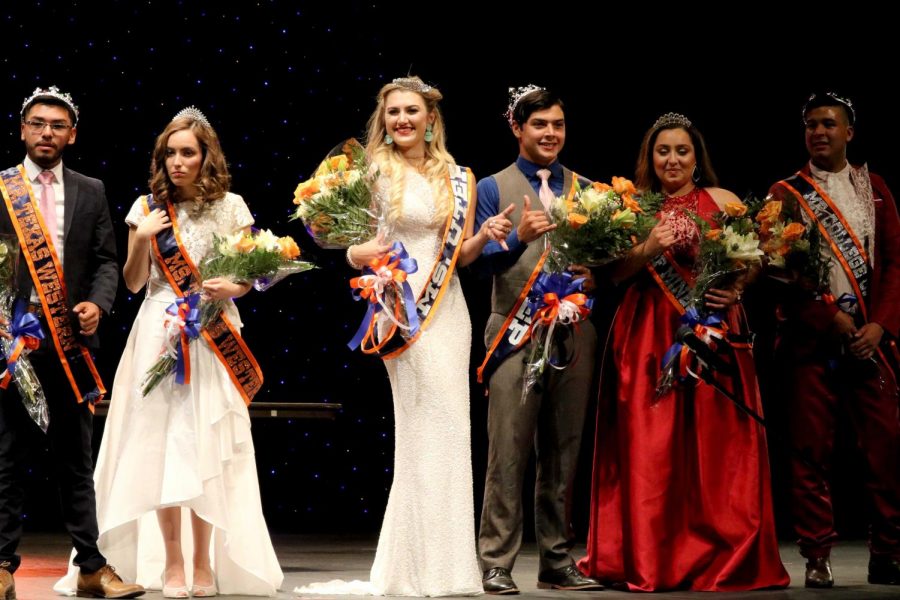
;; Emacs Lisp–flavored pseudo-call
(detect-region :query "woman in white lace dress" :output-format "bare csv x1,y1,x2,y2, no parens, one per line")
56,110,283,597
298,77,513,597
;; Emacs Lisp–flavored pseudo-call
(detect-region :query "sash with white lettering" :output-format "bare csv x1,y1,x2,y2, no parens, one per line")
0,166,106,407
377,166,475,360
777,172,872,319
477,177,580,384
645,251,693,315
144,194,263,404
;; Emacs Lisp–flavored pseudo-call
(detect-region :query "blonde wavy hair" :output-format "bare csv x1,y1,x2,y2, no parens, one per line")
149,116,231,205
364,77,455,225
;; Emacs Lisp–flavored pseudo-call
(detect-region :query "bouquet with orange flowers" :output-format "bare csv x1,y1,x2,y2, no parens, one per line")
546,176,663,271
141,230,315,396
754,197,830,292
690,199,765,309
291,138,382,249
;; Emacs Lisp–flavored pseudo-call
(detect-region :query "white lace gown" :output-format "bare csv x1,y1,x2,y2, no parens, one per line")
296,170,482,597
55,193,284,596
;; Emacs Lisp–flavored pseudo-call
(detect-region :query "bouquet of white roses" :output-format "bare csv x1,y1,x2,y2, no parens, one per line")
140,230,316,396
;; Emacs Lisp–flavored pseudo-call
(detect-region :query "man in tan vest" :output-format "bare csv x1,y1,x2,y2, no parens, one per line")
474,86,601,594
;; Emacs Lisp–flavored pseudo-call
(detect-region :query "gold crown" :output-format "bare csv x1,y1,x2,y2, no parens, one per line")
21,86,79,124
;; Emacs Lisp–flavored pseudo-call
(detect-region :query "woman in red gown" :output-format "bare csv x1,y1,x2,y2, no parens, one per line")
577,113,789,591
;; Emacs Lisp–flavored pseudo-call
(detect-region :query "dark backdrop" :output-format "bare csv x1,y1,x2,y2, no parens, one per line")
1,2,895,543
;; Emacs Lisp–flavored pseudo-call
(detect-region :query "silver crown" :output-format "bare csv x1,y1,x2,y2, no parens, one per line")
392,77,432,93
173,105,211,127
21,86,79,124
505,84,545,126
652,112,692,130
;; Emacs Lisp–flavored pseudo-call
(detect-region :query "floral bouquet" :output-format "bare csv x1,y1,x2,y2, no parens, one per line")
291,138,384,249
546,176,663,272
754,197,830,293
689,199,765,312
521,271,593,401
0,235,48,432
140,230,316,396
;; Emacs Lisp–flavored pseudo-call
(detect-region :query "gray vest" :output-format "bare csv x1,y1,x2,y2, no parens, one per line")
489,163,574,320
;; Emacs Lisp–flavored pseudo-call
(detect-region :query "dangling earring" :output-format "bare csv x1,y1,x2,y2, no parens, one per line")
384,133,394,145
691,164,700,183
424,124,433,143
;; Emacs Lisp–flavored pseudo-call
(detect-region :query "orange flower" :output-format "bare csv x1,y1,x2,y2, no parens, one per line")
567,213,589,229
782,222,805,242
622,193,643,213
705,228,723,241
277,236,301,260
591,182,612,193
723,201,748,217
611,176,636,196
755,200,782,225
293,178,320,203
235,235,256,254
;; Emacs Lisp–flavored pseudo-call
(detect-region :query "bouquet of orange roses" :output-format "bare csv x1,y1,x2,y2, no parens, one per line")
754,196,830,293
291,138,383,249
546,176,663,271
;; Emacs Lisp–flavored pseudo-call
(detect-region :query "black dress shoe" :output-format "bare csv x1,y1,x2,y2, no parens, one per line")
805,557,834,588
537,564,604,591
483,567,519,595
869,555,900,585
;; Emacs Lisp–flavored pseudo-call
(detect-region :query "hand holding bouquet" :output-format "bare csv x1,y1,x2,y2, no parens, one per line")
546,176,663,271
291,138,383,249
141,230,315,396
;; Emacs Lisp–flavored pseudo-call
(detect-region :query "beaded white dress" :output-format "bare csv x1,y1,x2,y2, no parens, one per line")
296,170,482,596
55,192,283,596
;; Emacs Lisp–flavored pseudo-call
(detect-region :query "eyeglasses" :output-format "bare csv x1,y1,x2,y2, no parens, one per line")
23,120,72,133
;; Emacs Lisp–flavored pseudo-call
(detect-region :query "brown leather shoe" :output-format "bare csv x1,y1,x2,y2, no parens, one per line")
0,560,15,600
805,556,834,588
76,564,145,598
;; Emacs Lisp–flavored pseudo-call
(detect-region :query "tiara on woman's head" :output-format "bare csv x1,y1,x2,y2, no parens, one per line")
392,77,433,94
173,105,211,127
505,84,545,127
652,112,692,130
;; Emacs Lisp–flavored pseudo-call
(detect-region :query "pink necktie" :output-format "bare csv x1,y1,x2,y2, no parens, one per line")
37,170,59,247
536,168,555,211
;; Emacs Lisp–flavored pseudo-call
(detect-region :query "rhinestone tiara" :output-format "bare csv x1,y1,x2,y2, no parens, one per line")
652,112,692,130
21,86,79,124
505,84,545,127
173,105,211,127
803,91,855,125
392,77,432,94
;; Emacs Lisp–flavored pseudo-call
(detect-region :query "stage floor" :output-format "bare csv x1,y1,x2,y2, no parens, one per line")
10,533,900,599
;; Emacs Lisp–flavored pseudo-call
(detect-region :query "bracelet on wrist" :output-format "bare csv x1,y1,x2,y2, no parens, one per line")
346,245,362,269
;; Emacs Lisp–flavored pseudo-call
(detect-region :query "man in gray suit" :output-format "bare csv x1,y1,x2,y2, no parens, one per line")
0,87,143,598
475,86,601,594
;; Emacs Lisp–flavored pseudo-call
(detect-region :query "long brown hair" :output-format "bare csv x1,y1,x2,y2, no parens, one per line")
149,116,231,204
634,121,718,193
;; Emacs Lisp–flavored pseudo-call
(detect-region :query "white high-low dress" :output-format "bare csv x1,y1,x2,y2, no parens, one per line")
55,193,283,596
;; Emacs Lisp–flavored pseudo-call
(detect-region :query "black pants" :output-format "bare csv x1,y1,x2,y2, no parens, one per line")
0,348,105,573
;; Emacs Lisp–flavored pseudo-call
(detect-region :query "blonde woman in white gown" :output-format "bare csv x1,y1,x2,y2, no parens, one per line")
56,109,283,597
296,77,513,597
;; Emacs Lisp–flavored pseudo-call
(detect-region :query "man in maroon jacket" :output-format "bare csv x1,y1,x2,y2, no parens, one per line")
768,91,900,588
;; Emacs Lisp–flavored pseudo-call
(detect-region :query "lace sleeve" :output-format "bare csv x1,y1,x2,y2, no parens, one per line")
124,196,147,228
225,192,255,232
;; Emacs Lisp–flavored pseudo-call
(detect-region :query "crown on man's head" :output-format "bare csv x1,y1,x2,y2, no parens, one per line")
173,105,211,127
505,84,545,127
803,91,855,125
652,112,692,131
392,77,433,94
21,86,79,124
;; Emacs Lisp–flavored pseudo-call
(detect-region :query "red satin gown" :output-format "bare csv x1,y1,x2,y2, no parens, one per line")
577,188,789,591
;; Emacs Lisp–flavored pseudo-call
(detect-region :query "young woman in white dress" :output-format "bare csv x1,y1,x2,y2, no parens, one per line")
56,108,283,597
297,77,513,597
